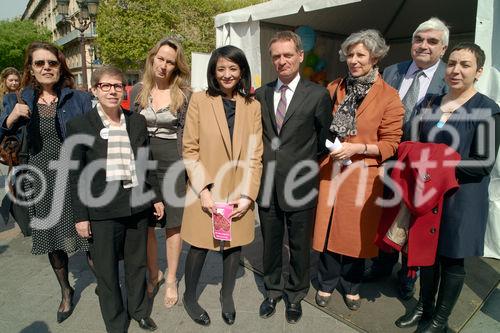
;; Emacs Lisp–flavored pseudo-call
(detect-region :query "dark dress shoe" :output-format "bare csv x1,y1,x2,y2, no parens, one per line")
56,288,75,323
183,297,211,326
137,317,157,331
315,291,331,307
222,311,235,325
285,301,302,324
219,290,236,325
343,295,361,311
259,297,281,318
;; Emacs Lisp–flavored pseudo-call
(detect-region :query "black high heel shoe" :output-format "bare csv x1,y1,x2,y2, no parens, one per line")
57,288,75,323
182,296,210,326
220,291,236,325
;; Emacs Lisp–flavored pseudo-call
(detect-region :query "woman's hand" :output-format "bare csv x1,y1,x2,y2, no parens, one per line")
200,187,215,214
229,197,253,219
330,142,364,160
6,103,30,129
76,221,92,238
153,201,165,220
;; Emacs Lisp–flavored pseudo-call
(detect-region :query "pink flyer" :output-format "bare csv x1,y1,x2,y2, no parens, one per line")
212,202,233,241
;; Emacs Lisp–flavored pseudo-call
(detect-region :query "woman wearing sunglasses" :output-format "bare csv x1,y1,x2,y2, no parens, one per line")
0,41,93,323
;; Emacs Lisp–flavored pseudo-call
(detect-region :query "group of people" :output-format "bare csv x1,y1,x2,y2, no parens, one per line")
0,15,498,333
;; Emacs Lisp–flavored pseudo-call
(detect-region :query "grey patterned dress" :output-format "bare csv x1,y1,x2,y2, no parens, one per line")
25,103,89,255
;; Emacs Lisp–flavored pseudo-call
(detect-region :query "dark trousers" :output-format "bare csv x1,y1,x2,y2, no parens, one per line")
318,251,365,295
90,211,149,333
259,195,314,304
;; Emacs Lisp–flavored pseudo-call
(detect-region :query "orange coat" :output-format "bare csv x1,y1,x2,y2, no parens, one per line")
311,75,404,258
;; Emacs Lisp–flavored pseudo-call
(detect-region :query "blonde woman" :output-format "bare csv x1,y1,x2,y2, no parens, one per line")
0,67,20,97
130,37,191,308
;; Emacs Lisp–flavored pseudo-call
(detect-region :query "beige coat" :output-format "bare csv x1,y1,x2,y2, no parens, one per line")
181,91,263,250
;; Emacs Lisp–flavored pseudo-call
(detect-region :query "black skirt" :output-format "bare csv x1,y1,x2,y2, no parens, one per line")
149,137,186,229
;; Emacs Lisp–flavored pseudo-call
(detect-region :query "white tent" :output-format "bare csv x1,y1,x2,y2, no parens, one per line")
212,0,499,104
210,0,500,258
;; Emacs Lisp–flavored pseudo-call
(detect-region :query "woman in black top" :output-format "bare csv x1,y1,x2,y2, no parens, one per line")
395,43,500,333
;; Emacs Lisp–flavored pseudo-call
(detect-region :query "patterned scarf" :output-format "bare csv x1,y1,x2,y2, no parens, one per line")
330,67,378,139
96,103,138,189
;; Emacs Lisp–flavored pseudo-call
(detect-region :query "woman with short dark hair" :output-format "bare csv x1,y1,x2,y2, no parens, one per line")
181,45,262,326
394,42,500,333
67,65,164,332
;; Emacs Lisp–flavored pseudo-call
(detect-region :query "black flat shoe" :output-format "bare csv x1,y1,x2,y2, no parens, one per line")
315,291,332,307
222,311,235,325
137,317,157,331
183,296,211,326
285,300,302,324
343,294,361,311
220,291,236,325
259,296,282,319
56,288,75,323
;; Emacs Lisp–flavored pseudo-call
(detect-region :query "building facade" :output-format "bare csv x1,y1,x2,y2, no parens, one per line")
22,0,99,89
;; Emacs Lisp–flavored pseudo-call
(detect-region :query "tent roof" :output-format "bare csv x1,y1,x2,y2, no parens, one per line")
215,0,358,27
215,0,477,41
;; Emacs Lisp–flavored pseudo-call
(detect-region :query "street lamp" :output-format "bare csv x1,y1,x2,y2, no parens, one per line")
57,0,99,90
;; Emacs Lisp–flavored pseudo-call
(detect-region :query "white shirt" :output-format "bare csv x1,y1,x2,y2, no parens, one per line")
398,61,440,105
274,74,300,115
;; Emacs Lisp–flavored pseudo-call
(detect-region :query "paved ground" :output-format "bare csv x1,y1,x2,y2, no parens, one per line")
0,223,358,333
1,222,499,333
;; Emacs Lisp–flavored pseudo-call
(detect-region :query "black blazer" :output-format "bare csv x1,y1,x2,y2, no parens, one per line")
255,78,332,211
66,107,161,222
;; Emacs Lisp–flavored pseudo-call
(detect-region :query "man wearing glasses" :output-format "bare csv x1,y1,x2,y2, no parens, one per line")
365,17,449,309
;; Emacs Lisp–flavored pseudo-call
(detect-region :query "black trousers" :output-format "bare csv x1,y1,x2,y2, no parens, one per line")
317,251,365,295
90,211,149,333
259,195,315,304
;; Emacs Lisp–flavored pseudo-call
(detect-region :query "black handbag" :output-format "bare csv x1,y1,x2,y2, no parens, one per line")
1,91,31,236
0,91,29,168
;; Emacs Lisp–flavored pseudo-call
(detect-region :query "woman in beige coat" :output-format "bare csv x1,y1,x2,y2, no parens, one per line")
181,45,263,326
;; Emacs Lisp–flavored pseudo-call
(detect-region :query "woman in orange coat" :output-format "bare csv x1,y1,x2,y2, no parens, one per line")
312,29,404,311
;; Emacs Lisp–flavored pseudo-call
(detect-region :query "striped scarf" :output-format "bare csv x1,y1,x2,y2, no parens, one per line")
97,103,138,189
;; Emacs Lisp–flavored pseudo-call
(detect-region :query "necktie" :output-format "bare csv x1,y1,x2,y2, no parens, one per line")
276,84,288,134
402,70,425,122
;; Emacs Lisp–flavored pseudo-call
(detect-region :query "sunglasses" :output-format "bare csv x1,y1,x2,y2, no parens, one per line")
32,60,60,68
96,82,125,92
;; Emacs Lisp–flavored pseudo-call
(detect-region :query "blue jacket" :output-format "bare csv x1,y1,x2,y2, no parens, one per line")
0,86,93,144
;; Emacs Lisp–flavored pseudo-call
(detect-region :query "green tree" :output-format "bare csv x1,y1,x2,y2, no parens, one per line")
96,0,264,70
0,19,52,71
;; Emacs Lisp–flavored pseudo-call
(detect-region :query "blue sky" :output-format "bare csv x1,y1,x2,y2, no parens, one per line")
0,0,30,20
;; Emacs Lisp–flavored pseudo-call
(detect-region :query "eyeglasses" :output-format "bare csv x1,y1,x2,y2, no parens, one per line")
96,82,125,92
32,60,60,68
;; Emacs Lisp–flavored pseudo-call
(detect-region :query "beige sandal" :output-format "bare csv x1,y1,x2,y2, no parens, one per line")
147,270,164,297
163,279,178,308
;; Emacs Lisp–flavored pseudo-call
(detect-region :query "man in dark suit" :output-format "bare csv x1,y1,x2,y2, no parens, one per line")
365,17,449,304
255,31,332,324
